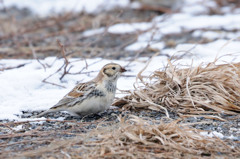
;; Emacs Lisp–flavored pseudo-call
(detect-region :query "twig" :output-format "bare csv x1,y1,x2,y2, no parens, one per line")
0,63,30,71
40,41,95,87
57,40,70,80
84,58,88,69
42,79,66,88
0,138,54,147
6,118,106,125
42,64,66,88
121,75,137,78
68,70,98,75
68,59,103,75
138,4,172,13
0,123,14,132
28,40,47,71
186,76,195,108
41,40,74,88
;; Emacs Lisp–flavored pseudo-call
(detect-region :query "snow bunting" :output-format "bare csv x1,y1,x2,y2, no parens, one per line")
35,63,126,117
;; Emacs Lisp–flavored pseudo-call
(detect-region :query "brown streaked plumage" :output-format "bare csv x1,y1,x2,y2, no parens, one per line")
34,63,126,118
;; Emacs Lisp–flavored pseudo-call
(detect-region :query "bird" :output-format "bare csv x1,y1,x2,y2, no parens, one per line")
34,63,126,118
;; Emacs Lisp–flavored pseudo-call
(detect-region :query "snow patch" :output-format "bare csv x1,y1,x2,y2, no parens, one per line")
200,131,224,138
82,27,105,37
108,22,153,34
3,0,130,16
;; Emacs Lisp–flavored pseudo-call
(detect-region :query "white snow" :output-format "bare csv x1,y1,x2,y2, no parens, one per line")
119,13,240,33
227,135,238,140
12,125,23,131
105,0,240,52
108,22,153,34
125,41,164,51
200,131,239,140
82,27,105,37
175,40,240,58
181,0,217,15
125,41,150,51
200,131,224,138
108,11,240,52
1,0,240,121
2,0,130,16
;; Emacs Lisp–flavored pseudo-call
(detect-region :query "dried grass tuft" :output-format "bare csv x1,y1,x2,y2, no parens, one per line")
15,116,240,158
115,60,240,117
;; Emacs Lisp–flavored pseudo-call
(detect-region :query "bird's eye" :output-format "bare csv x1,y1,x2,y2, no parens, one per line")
112,67,116,70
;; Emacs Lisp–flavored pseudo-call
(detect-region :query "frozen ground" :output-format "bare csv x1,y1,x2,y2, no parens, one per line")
0,0,240,122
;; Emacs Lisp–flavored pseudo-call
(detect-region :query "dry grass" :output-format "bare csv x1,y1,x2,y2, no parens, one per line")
0,8,156,59
114,59,240,118
7,116,239,159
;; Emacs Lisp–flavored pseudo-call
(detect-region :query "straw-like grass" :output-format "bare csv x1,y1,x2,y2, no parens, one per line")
12,116,239,158
115,60,240,117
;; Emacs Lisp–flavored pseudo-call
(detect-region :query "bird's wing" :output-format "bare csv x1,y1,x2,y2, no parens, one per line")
50,82,96,109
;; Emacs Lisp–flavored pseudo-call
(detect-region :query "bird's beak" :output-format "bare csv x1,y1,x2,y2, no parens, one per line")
120,67,127,73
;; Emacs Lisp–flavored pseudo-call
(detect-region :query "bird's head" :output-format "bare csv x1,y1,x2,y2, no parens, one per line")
96,63,126,82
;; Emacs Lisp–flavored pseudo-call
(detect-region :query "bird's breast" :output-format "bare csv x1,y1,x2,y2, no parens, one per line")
104,82,117,93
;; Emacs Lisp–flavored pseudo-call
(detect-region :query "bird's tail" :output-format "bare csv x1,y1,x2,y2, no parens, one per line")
31,108,59,118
